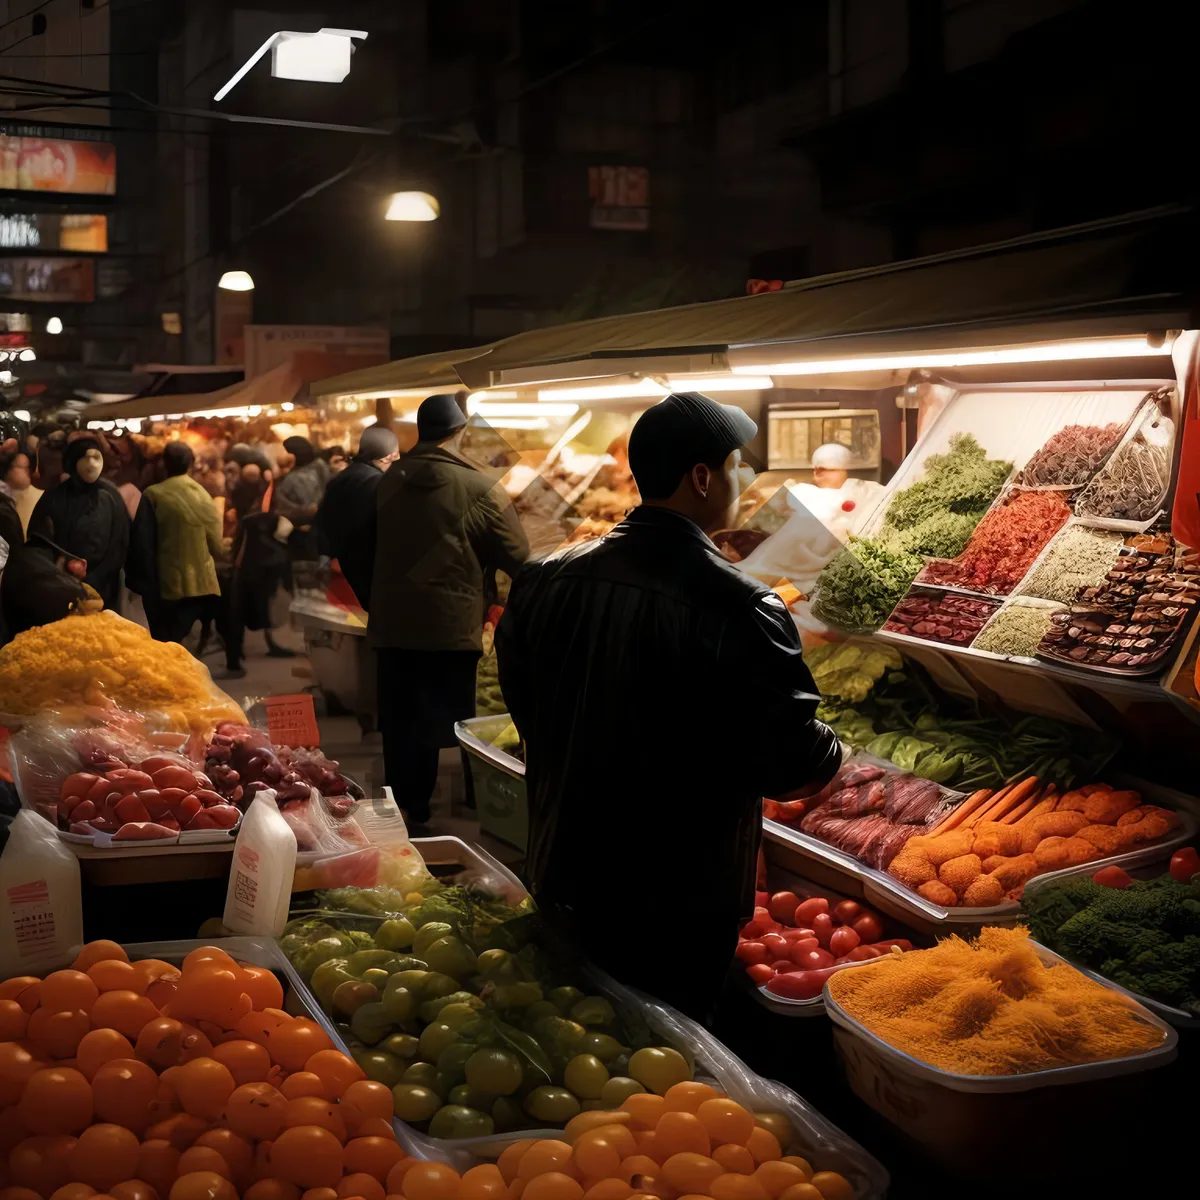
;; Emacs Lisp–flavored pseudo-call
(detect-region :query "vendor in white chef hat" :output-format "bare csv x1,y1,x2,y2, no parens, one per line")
786,442,885,541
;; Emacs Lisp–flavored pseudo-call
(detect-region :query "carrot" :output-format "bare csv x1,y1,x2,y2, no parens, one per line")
1003,784,1053,825
972,777,1040,826
931,789,993,834
963,783,1016,828
1015,794,1058,826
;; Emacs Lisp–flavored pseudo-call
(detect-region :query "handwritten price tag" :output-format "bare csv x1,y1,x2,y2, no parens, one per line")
264,694,320,748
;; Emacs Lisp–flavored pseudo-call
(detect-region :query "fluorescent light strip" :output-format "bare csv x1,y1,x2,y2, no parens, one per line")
539,380,667,402
471,402,579,418
666,375,773,391
733,336,1173,377
467,390,519,401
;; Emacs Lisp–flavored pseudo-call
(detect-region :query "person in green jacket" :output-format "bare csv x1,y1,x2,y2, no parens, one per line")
143,441,224,645
371,394,529,828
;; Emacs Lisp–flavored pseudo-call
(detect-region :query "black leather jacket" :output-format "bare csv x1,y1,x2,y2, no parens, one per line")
496,505,840,926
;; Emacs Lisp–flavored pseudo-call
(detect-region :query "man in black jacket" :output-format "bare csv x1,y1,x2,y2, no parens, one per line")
372,395,529,827
316,424,399,610
496,392,840,1020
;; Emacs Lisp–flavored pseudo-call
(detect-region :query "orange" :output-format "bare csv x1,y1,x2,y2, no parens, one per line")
660,1083,720,1115
194,1130,254,1184
76,1030,137,1080
240,967,285,1013
282,1097,346,1141
0,975,41,1010
615,1158,658,1187
653,1113,709,1160
73,941,130,972
89,961,148,996
270,1126,344,1190
496,1141,535,1184
517,1142,575,1182
744,1129,780,1166
342,1137,403,1182
354,1119,394,1139
168,1172,236,1200
49,1186,98,1200
18,1066,93,1135
0,997,29,1040
300,1191,337,1200
696,1100,755,1148
225,1083,287,1141
92,1057,159,1132
91,992,160,1040
211,1040,272,1086
583,1184,633,1200
341,1081,393,1125
236,1011,288,1047
753,1163,810,1198
145,1114,209,1151
0,1188,44,1200
709,1176,769,1200
585,1126,636,1160
337,1176,384,1200
39,970,101,1014
280,1072,325,1101
136,1018,213,1070
712,1145,754,1176
172,1058,237,1121
0,1042,46,1106
778,1160,812,1175
631,1132,659,1162
459,1165,507,1200
136,1140,183,1196
135,959,181,989
661,1154,723,1195
400,1163,462,1200
244,1183,302,1200
384,1162,415,1195
618,1095,664,1130
147,980,181,1010
305,1050,365,1100
182,948,243,978
807,1175,852,1200
27,1008,91,1059
776,1187,822,1200
69,1124,141,1191
9,1134,77,1195
178,1148,233,1180
109,1182,160,1200
523,1175,583,1200
267,1021,334,1074
573,1134,622,1180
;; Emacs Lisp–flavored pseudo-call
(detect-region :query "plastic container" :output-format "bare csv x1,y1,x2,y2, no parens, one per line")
0,809,84,976
455,714,527,851
1021,850,1200,1027
223,790,297,936
823,940,1177,1171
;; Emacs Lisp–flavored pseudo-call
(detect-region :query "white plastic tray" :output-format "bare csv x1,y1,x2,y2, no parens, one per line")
823,940,1178,1092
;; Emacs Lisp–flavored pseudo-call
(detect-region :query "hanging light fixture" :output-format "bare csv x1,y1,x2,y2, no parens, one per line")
385,192,440,222
218,270,255,291
46,317,64,335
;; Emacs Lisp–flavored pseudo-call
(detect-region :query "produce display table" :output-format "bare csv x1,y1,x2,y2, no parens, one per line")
290,593,376,723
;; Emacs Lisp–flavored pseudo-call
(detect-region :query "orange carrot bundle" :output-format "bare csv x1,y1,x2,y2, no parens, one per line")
1002,784,1054,825
973,776,1040,825
931,789,993,835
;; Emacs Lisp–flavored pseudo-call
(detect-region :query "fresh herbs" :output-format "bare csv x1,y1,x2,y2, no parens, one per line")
810,537,923,633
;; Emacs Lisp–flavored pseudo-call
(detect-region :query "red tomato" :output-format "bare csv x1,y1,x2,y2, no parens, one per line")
787,937,820,964
793,897,830,926
760,933,791,958
780,927,815,942
771,960,794,973
745,964,773,985
832,900,864,925
793,948,835,971
754,890,770,910
841,945,881,962
1093,865,1134,889
829,926,861,959
735,940,769,965
851,913,884,943
872,938,912,953
1169,847,1200,882
767,891,802,924
811,913,835,948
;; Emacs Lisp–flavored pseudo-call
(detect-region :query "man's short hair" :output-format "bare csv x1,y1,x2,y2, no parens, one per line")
163,441,195,477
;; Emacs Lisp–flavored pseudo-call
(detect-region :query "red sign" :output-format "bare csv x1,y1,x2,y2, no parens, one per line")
264,694,320,749
588,166,649,231
0,135,117,195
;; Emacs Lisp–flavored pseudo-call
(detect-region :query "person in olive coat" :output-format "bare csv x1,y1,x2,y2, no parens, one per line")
370,394,528,827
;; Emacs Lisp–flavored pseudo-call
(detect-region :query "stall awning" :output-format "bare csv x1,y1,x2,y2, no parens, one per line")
310,346,494,399
430,206,1193,388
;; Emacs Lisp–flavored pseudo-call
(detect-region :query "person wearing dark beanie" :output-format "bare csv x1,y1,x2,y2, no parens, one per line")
274,434,330,564
370,394,528,828
27,432,130,612
495,392,840,1021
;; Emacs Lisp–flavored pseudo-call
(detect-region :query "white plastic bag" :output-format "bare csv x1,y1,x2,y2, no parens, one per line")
223,789,297,936
0,810,83,976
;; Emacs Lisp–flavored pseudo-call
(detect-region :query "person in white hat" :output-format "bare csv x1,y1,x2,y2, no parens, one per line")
786,442,884,540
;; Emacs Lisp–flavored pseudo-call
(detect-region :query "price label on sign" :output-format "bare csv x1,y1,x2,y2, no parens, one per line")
264,694,320,748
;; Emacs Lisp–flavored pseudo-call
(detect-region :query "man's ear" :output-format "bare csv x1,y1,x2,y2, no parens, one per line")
692,463,711,498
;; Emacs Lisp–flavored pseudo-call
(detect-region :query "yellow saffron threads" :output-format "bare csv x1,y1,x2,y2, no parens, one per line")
0,612,245,733
828,926,1164,1075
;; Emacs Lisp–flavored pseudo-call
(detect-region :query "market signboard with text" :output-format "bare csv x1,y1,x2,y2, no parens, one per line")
0,134,117,195
0,258,95,303
0,213,108,252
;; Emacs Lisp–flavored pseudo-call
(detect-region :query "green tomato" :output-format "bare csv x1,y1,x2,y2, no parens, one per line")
401,1061,439,1089
577,1032,627,1065
464,1047,524,1096
333,980,379,1017
628,1047,690,1095
362,968,391,990
297,937,349,977
417,1020,459,1062
392,1083,441,1122
380,1033,420,1060
436,1041,477,1086
523,1086,581,1124
600,1076,645,1106
423,936,478,982
491,1095,525,1132
533,1016,586,1055
548,986,586,1014
563,1054,608,1100
413,921,456,956
381,985,418,1023
279,933,306,959
421,972,462,1001
492,981,544,1009
348,948,400,975
428,1105,494,1140
376,917,417,951
355,1050,403,1087
522,1000,561,1027
476,948,515,977
449,1083,497,1112
439,1004,485,1034
349,1000,394,1045
309,957,355,1010
390,969,430,994
570,997,616,1027
419,992,483,1024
